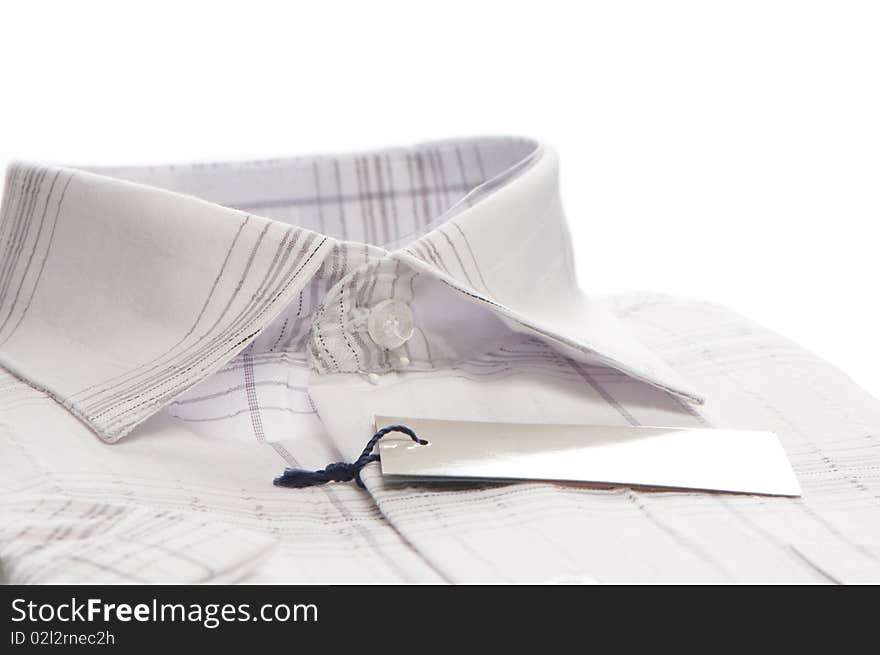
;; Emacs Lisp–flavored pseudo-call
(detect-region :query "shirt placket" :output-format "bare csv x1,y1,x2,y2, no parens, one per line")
308,254,419,378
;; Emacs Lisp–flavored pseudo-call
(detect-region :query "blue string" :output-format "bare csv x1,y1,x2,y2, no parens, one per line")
273,424,427,489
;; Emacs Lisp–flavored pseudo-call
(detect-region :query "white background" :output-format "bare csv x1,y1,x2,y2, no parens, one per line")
1,1,877,399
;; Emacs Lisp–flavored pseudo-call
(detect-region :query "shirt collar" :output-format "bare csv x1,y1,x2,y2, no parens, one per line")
0,137,702,441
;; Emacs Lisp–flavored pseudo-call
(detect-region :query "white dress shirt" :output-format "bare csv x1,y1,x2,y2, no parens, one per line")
1,137,879,583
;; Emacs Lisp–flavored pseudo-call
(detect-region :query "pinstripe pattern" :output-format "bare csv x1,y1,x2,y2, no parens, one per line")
82,231,327,430
0,166,74,347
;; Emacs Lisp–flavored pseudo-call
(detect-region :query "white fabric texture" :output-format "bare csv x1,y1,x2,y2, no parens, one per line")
1,137,878,583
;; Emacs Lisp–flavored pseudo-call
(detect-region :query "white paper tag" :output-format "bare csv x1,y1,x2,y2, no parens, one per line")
375,416,801,496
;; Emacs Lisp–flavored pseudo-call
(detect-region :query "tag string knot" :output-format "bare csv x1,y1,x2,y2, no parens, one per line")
273,424,427,489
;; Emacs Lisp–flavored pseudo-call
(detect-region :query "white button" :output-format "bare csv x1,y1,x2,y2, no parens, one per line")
367,299,415,349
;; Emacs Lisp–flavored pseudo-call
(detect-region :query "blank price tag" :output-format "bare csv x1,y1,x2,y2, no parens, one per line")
375,416,801,496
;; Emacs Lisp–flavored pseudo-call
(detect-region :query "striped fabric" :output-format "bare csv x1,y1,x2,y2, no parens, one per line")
1,137,878,583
